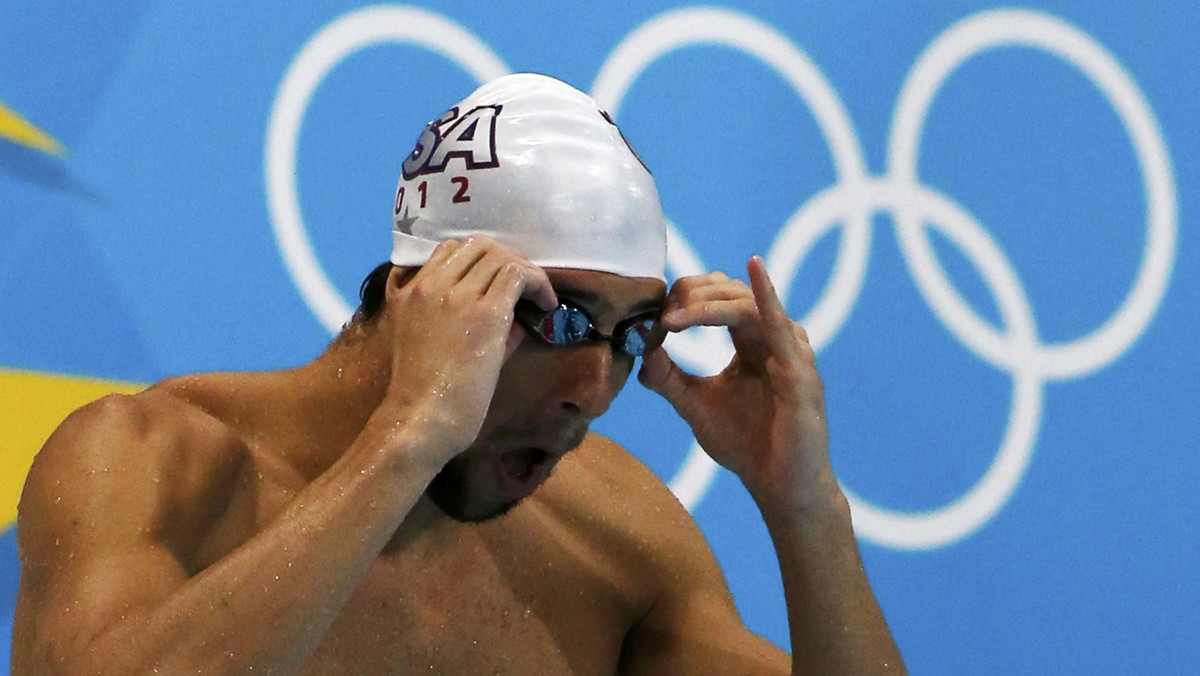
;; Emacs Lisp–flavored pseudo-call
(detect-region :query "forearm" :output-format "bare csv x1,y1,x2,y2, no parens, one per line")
753,482,906,676
68,413,444,676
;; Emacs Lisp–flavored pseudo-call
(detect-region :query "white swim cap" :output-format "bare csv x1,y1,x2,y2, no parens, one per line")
390,73,667,281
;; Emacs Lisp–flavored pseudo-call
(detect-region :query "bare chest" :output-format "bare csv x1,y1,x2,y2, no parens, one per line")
299,529,643,675
190,442,653,674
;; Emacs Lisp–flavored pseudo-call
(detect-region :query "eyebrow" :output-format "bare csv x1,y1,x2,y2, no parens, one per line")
552,284,664,319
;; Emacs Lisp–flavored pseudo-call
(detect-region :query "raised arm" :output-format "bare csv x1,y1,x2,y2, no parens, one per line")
12,236,557,675
636,256,905,675
13,390,445,675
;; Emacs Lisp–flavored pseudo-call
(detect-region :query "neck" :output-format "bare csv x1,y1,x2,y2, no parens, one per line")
279,319,394,481
292,320,469,542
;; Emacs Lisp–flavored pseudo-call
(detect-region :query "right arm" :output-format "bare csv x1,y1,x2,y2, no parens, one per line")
12,236,556,675
14,391,445,675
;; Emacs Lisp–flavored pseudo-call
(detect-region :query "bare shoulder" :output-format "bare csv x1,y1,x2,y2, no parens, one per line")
12,377,257,668
537,434,790,675
538,433,724,586
18,378,252,569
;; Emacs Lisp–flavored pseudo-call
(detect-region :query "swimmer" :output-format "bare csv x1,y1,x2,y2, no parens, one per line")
11,73,905,674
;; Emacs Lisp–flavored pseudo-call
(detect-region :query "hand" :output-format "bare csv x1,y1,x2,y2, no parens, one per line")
383,236,557,460
638,256,836,508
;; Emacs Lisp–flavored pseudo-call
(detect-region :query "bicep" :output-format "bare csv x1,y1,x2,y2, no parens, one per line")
14,398,192,663
579,437,790,675
617,489,788,674
20,541,190,659
621,584,789,676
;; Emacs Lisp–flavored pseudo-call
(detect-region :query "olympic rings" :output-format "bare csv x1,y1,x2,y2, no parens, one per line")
264,6,1176,550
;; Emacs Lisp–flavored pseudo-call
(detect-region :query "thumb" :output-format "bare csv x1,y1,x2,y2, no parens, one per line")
505,323,526,360
638,346,700,416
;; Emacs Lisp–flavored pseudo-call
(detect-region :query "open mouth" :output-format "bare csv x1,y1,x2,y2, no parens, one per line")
496,448,553,498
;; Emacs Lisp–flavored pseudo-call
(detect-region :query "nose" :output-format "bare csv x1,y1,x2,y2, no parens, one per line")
554,341,625,419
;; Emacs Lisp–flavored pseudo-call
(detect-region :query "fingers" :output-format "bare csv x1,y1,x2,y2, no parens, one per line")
666,260,813,365
417,236,557,311
746,255,806,358
661,271,756,332
485,258,556,313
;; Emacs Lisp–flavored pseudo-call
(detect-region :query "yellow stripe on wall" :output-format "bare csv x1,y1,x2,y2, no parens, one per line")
0,100,67,156
0,369,143,529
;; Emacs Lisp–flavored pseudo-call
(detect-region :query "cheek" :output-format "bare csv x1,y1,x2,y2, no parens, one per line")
483,348,552,412
609,355,636,389
488,344,637,413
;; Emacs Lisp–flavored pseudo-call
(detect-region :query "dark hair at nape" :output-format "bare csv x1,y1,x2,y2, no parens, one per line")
356,261,393,323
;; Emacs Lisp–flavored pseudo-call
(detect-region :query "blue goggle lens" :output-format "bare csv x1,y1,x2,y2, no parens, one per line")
521,302,663,357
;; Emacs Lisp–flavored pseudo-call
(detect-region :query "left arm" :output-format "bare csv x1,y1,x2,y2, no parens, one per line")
632,256,905,675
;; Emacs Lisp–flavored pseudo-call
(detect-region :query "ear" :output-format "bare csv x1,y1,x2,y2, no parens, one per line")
367,265,418,326
385,266,419,298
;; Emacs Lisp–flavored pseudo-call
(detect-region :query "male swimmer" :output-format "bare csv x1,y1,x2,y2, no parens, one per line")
12,74,904,674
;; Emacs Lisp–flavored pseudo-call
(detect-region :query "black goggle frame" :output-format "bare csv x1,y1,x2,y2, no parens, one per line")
515,300,665,357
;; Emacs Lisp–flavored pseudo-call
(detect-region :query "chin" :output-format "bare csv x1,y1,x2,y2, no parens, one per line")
438,496,522,524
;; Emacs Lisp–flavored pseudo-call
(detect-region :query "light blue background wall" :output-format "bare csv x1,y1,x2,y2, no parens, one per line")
2,2,1196,672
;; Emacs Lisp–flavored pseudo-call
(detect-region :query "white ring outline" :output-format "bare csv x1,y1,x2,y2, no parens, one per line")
778,179,1047,549
264,6,1178,550
265,5,509,333
594,7,1175,548
889,9,1177,381
765,8,1173,548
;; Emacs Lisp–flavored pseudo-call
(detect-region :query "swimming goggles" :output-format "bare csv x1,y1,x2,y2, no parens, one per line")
515,300,666,357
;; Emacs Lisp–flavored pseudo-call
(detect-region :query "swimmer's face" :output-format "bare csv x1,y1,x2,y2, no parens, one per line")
426,268,667,522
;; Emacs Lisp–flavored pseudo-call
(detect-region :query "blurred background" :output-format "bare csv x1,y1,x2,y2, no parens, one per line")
1,1,1195,672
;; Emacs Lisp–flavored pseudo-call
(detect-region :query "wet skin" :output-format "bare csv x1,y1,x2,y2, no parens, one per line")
12,243,903,674
12,265,787,674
